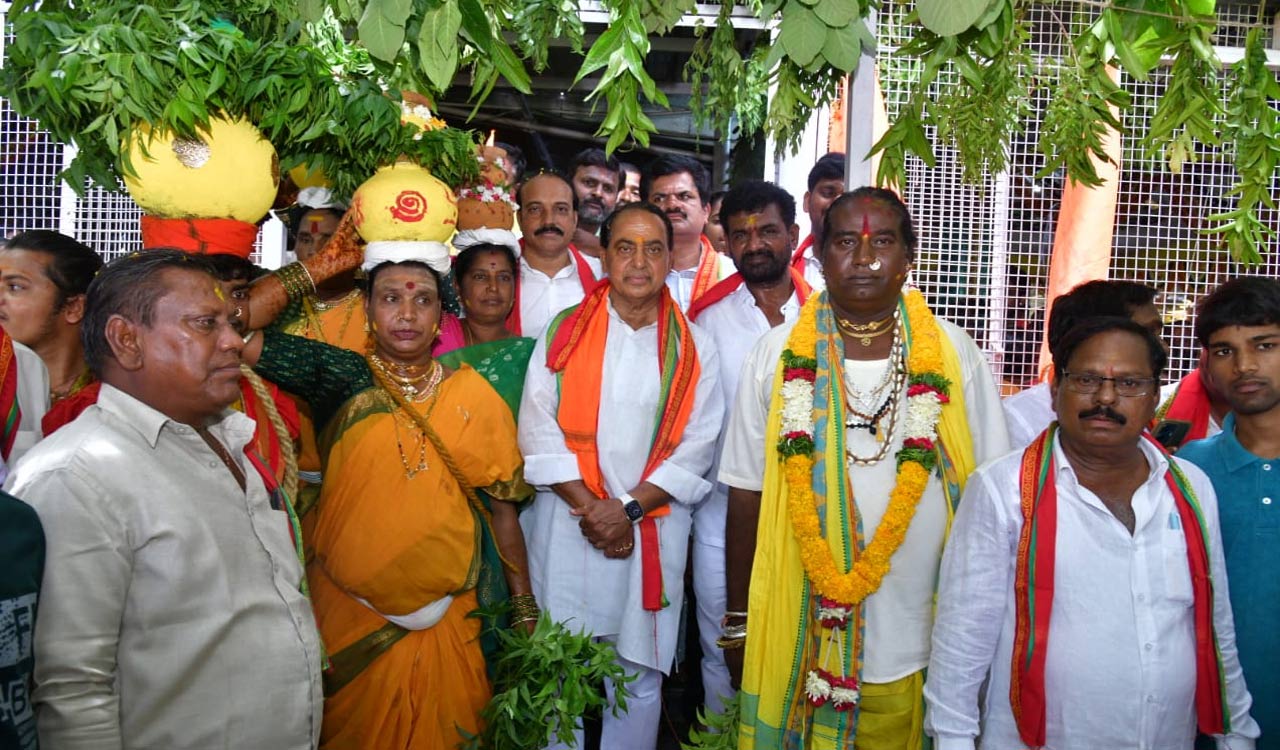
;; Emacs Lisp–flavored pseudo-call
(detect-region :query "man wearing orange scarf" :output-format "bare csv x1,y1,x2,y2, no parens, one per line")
518,202,724,750
688,179,811,716
926,317,1258,750
643,155,732,311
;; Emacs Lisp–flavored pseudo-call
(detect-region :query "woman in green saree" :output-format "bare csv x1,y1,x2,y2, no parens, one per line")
433,242,534,416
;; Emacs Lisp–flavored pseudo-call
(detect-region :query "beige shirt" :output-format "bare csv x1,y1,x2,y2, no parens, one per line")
7,384,323,750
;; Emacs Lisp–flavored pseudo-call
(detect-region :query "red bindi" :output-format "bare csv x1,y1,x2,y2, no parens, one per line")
405,281,416,290
309,221,320,234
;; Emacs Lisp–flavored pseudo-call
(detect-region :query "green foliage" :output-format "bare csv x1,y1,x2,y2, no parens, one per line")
0,0,480,196
575,0,668,152
1144,22,1222,174
1204,27,1280,266
917,0,1001,37
684,2,768,142
460,610,634,750
1036,28,1131,188
681,694,742,750
513,0,585,73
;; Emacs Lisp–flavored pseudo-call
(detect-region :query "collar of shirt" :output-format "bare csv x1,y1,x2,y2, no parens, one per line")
1216,412,1267,474
605,295,658,333
519,252,576,281
726,279,802,319
97,382,255,452
1051,430,1169,526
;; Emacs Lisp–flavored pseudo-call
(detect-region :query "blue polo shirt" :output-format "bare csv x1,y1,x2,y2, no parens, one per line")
1180,414,1279,746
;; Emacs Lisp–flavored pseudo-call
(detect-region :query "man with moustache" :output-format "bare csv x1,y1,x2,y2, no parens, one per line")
720,189,1007,748
8,251,324,749
926,316,1258,750
643,155,731,311
791,152,846,291
567,148,622,259
1180,277,1280,747
686,180,813,714
519,202,723,749
512,172,602,338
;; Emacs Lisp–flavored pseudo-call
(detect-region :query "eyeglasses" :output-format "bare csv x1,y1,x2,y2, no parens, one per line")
1059,371,1158,397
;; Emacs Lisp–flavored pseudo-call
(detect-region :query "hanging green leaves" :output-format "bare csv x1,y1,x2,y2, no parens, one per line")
574,0,668,151
916,0,1001,37
357,0,411,63
1204,27,1280,266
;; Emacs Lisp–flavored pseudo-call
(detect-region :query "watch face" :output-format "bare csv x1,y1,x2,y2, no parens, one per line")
625,500,644,522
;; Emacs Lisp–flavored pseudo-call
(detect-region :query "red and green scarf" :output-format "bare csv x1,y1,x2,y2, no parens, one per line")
685,266,811,322
0,331,20,460
1012,424,1229,747
546,282,701,611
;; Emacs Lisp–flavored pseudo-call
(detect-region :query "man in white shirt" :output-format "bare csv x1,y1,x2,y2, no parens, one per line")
925,316,1258,750
519,202,723,750
720,189,1009,749
513,172,602,338
9,250,324,750
643,155,731,311
686,179,813,714
1004,279,1164,448
790,152,845,291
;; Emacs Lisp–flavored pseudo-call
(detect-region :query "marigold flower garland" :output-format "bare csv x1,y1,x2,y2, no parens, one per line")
778,289,951,711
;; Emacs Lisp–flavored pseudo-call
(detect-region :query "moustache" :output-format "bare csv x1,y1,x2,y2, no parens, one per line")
535,225,564,236
1078,406,1126,425
665,209,687,221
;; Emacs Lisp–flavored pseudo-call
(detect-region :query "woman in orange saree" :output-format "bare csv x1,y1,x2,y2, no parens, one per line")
246,258,535,750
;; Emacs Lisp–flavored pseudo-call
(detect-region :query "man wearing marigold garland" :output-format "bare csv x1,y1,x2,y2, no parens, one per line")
925,316,1258,750
720,188,1008,749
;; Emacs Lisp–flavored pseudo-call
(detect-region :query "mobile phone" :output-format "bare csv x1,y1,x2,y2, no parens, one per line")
1152,419,1192,451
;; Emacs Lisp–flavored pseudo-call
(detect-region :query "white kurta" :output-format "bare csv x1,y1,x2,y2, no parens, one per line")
795,237,826,291
518,299,724,672
517,252,603,339
719,316,1010,682
665,251,733,311
924,435,1259,750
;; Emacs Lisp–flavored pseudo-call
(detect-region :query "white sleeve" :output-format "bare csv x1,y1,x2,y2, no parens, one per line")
717,332,776,491
645,326,724,504
1177,459,1261,746
946,321,1011,464
924,463,1018,748
13,466,127,750
516,335,582,487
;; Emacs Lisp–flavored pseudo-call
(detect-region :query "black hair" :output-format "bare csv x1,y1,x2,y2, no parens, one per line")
640,155,710,206
454,242,518,281
707,190,728,208
1048,280,1158,349
364,260,445,296
807,153,846,191
820,187,918,262
81,249,216,376
568,148,621,180
204,253,268,283
620,162,640,178
600,202,674,252
3,229,105,308
516,171,580,214
495,142,526,184
1052,316,1167,384
717,180,796,228
1194,276,1280,347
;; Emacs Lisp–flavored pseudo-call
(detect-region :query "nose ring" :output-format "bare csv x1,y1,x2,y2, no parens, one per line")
868,259,883,271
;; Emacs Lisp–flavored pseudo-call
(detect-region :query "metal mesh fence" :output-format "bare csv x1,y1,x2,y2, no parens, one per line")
878,0,1279,391
2,3,1277,387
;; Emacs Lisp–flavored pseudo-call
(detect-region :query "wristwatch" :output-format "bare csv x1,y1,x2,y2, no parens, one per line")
620,493,645,524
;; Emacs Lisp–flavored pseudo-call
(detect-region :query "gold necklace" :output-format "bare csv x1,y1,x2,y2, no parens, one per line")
392,410,431,478
370,354,444,402
50,367,94,403
835,312,897,348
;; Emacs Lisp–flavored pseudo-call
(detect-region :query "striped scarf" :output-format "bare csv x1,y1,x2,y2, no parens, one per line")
1012,425,1229,747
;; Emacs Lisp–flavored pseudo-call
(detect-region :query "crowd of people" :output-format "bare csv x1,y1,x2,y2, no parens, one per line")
0,146,1274,750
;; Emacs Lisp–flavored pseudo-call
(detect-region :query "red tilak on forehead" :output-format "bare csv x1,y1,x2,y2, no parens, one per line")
309,220,320,234
405,281,416,290
861,213,871,237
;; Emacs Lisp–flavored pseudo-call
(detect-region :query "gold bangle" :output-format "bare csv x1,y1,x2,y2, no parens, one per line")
716,634,746,650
